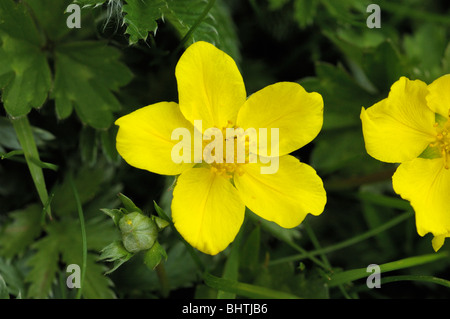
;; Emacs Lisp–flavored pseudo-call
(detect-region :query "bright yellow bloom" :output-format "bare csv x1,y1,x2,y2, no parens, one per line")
361,75,450,251
115,41,326,255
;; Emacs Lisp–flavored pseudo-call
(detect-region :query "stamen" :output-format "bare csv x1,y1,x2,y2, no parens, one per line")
432,112,450,170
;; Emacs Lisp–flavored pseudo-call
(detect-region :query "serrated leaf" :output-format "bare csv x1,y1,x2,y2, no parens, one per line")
165,0,241,62
52,41,132,129
53,219,116,298
25,235,60,298
0,274,9,299
0,258,26,297
0,204,42,258
122,0,166,44
0,0,52,117
99,241,133,275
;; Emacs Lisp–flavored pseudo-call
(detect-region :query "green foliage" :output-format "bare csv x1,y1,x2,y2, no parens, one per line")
52,41,132,129
0,0,52,117
0,0,132,128
83,0,241,61
99,194,169,274
1,0,450,301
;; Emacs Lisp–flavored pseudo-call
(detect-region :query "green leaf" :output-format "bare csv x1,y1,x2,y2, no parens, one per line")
118,193,143,214
0,0,52,116
165,0,241,62
53,219,116,298
203,272,301,299
293,0,319,28
25,235,60,298
100,126,120,164
11,116,51,214
328,252,449,287
144,241,168,270
300,62,376,131
99,240,133,274
403,23,448,82
0,204,42,258
51,165,110,218
122,0,166,44
217,229,244,299
100,0,241,62
74,0,108,6
101,208,125,227
240,225,260,276
0,274,9,299
52,41,132,129
79,126,98,166
0,258,26,297
311,129,385,175
24,0,73,42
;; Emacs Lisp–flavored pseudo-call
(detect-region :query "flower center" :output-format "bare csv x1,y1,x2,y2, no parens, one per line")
430,111,450,169
203,121,256,178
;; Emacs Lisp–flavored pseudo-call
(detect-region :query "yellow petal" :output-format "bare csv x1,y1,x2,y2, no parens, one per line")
236,82,323,156
171,167,245,255
426,74,450,118
432,235,448,252
115,102,195,176
361,77,436,163
234,155,326,228
392,157,450,244
175,41,246,130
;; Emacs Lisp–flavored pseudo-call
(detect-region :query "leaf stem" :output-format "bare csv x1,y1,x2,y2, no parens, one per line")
155,262,170,298
173,0,216,55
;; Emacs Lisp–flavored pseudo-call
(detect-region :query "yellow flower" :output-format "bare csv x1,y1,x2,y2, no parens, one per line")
115,41,326,255
361,75,450,251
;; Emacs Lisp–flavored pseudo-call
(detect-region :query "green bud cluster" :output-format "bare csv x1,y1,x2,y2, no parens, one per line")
99,193,169,274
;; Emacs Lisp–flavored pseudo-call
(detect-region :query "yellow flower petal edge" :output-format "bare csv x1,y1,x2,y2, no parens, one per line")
115,102,195,176
360,77,435,163
175,41,247,131
116,41,327,255
362,74,450,251
234,155,326,228
236,82,324,157
392,157,450,251
171,167,245,255
426,74,450,118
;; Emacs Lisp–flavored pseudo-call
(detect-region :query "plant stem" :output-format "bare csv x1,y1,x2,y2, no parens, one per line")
11,115,51,218
269,211,413,265
69,174,87,299
155,263,170,298
327,252,449,287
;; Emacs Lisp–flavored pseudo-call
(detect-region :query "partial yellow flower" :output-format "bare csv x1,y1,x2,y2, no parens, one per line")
361,75,450,251
115,41,326,255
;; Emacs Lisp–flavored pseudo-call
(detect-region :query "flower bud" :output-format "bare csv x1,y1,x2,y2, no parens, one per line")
119,212,158,253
